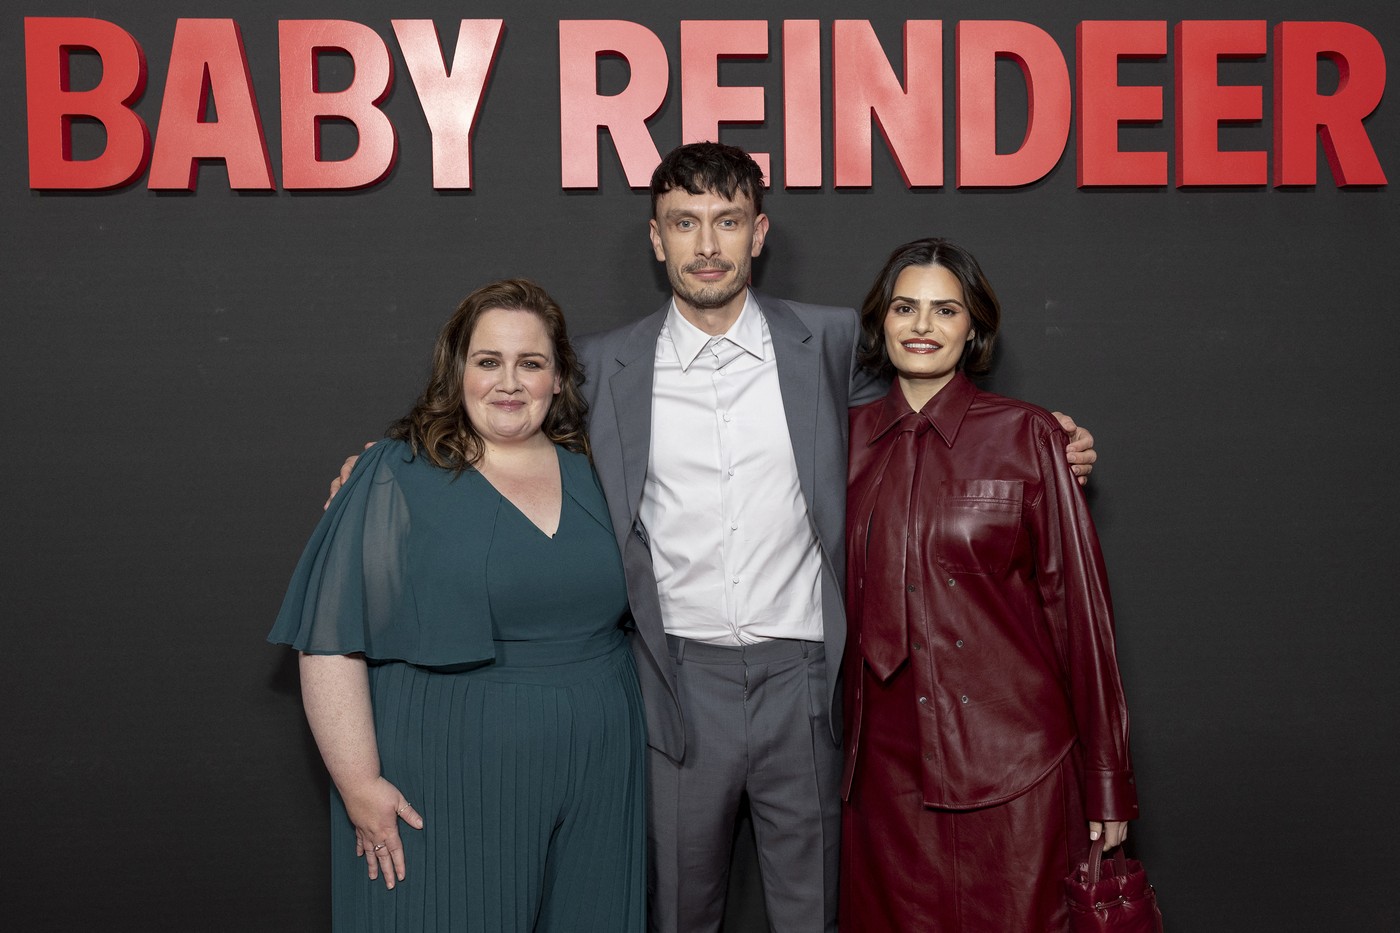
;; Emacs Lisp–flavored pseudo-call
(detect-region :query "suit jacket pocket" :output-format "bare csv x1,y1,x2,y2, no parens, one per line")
935,480,1024,575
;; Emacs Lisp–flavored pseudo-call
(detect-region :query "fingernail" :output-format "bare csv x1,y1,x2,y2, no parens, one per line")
1089,831,1100,840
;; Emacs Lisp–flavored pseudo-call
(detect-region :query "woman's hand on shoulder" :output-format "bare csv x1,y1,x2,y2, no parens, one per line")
340,775,425,888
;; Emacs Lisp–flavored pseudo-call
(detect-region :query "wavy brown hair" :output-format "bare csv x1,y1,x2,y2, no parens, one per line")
388,279,590,470
856,238,1002,380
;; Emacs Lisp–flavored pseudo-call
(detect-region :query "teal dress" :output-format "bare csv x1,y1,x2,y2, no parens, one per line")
270,439,646,932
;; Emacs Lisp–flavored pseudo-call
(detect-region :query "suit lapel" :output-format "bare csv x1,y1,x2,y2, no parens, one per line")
608,306,668,522
756,292,820,508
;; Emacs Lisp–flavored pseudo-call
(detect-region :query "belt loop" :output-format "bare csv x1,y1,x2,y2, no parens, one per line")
675,635,687,665
799,639,811,659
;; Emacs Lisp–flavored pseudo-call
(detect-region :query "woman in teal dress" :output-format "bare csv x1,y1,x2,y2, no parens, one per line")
270,279,646,932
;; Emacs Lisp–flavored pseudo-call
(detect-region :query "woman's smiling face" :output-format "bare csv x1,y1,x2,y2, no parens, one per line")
882,263,976,408
461,307,562,448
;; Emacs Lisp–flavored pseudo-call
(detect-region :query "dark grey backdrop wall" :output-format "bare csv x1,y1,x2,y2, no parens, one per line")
3,0,1397,930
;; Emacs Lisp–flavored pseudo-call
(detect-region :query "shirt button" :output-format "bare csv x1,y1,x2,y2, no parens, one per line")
947,578,956,587
730,521,738,530
906,584,916,592
727,468,735,476
912,643,922,651
918,696,928,705
923,753,932,761
722,412,732,422
960,695,969,704
955,639,964,648
732,577,739,585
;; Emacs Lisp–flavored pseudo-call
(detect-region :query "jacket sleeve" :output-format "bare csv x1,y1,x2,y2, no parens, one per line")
837,307,890,408
1030,422,1139,822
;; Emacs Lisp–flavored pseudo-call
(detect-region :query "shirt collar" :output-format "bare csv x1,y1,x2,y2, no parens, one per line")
866,371,978,447
662,291,766,371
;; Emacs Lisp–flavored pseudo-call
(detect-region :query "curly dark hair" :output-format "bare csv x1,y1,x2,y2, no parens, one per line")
856,238,1002,380
389,279,590,469
650,141,766,217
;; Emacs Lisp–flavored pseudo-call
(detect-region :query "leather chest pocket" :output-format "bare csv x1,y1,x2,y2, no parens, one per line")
935,480,1024,575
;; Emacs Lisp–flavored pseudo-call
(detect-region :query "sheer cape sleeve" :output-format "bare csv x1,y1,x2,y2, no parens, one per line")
267,439,498,669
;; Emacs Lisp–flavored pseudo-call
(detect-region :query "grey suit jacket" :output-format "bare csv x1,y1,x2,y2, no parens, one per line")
574,291,885,763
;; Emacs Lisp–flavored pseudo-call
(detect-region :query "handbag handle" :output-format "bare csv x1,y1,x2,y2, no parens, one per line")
1086,835,1130,883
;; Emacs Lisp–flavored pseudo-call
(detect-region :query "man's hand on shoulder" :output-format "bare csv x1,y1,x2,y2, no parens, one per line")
324,442,376,509
1052,412,1096,487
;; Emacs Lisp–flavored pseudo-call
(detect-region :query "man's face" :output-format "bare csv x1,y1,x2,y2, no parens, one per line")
649,187,769,321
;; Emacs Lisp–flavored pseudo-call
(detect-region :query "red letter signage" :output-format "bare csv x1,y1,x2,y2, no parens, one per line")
833,20,943,188
1274,21,1387,187
1174,21,1267,187
279,20,396,190
148,18,273,191
392,19,503,190
1076,21,1167,187
23,16,1389,194
559,21,667,188
783,21,822,188
25,17,150,190
957,21,1071,188
680,21,769,181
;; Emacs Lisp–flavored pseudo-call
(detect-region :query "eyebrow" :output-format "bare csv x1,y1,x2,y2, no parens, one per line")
662,207,744,221
468,349,551,359
889,294,964,306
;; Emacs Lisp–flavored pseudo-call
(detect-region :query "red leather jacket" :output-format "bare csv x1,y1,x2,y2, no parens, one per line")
843,374,1138,821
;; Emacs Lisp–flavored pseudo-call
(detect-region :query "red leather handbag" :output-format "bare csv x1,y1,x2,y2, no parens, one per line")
1063,837,1164,933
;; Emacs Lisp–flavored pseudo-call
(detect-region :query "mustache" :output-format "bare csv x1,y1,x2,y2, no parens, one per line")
682,259,736,274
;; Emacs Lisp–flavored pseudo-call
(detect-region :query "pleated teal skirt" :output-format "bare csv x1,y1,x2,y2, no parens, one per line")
329,632,647,932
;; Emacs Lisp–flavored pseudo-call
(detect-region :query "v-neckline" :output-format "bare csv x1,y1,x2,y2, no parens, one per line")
476,445,564,539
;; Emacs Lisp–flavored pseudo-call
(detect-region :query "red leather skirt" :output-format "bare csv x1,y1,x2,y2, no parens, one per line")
840,660,1088,932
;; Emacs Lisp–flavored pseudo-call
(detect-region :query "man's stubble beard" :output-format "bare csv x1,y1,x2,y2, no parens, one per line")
666,258,751,312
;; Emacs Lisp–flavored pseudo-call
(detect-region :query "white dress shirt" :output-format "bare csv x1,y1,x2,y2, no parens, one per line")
640,293,825,646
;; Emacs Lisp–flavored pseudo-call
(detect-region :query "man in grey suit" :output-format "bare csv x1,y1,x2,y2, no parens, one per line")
574,143,880,933
574,143,1094,933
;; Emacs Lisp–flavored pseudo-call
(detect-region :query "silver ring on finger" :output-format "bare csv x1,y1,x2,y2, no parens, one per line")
373,843,386,852
397,803,411,814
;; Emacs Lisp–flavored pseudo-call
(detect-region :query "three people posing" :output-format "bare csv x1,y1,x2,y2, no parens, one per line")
274,142,1134,932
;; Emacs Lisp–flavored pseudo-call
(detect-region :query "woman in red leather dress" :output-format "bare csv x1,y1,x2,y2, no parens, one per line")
840,239,1138,932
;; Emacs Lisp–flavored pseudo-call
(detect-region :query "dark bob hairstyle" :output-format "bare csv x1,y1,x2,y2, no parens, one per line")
389,278,590,470
855,238,1002,380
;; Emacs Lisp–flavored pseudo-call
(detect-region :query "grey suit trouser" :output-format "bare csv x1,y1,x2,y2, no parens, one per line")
647,635,841,933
